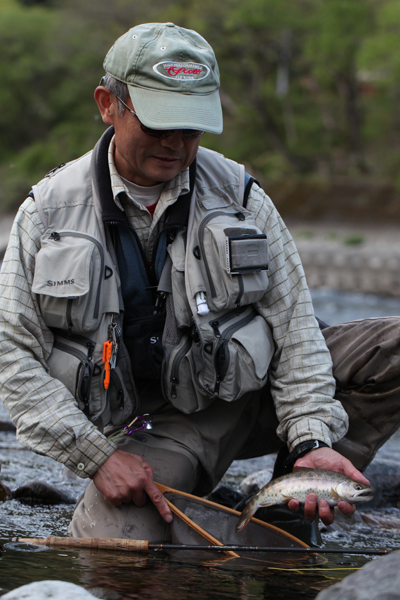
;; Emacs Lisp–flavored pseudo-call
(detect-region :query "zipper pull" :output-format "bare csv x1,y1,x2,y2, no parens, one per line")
211,321,221,338
83,360,91,381
86,341,95,361
171,377,178,399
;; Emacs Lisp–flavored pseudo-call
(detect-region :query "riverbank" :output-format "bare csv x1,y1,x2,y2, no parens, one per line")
288,220,400,298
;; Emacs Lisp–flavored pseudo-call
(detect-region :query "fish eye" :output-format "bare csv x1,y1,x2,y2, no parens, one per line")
355,485,363,490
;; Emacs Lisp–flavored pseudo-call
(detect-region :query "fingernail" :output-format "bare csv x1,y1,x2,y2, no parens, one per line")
165,514,173,523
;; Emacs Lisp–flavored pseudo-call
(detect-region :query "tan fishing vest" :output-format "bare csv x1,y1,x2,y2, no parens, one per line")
30,139,274,427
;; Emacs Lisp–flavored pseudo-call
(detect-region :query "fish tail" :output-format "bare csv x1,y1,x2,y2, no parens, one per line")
235,505,257,533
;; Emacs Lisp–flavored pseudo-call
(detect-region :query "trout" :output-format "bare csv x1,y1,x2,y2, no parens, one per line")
236,468,373,532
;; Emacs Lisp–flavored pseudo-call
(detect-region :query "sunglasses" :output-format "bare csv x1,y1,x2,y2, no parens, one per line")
112,91,204,140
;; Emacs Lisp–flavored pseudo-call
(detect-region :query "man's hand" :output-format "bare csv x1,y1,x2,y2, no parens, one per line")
92,449,173,523
287,447,370,526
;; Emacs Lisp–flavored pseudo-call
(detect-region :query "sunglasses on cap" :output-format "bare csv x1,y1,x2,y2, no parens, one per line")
109,89,204,140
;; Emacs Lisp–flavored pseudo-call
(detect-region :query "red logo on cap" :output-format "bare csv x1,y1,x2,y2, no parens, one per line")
153,61,210,81
166,65,203,77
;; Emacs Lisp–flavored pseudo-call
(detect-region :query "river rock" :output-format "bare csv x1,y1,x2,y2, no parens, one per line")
0,480,12,501
238,468,274,496
363,457,400,508
205,484,245,508
13,480,76,505
1,580,97,599
315,549,400,600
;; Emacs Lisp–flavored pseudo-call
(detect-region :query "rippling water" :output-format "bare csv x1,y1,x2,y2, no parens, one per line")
1,289,400,599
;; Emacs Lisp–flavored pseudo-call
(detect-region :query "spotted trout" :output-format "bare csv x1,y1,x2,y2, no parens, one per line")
236,468,373,532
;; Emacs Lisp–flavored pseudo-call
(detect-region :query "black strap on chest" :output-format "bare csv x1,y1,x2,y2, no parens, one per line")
92,127,197,381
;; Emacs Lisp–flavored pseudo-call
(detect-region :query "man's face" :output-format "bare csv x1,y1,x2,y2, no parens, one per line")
96,88,201,186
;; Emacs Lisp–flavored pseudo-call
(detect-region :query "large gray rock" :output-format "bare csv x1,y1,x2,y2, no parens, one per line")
1,580,97,599
315,550,400,600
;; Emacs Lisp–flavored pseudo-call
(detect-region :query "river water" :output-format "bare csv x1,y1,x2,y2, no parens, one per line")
1,288,400,599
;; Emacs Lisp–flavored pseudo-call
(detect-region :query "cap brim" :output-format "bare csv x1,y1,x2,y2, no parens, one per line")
127,86,223,134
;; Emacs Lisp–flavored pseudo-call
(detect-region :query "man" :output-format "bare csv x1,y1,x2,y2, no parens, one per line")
0,23,368,539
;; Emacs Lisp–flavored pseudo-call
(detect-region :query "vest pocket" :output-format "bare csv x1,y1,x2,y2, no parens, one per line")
32,230,105,333
162,305,274,413
197,211,269,311
48,335,102,416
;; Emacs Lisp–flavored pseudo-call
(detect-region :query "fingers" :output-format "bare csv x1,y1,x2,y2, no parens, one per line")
288,499,300,513
92,450,173,522
337,500,356,516
144,480,173,523
302,494,335,525
303,493,319,522
316,499,335,526
339,458,370,486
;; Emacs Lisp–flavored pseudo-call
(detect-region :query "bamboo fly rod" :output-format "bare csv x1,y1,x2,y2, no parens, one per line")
10,537,391,556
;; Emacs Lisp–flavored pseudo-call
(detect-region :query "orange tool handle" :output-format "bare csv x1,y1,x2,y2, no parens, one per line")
102,341,113,390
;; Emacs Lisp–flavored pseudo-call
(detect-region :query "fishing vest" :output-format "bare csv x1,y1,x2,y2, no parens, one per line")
30,127,274,427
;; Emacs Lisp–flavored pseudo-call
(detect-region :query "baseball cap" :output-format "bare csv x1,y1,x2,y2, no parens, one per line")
103,22,223,134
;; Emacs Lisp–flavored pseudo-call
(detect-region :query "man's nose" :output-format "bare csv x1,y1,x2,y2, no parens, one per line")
160,130,185,150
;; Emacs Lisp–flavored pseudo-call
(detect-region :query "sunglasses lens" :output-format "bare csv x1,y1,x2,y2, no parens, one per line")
140,125,173,138
182,130,204,139
140,124,204,139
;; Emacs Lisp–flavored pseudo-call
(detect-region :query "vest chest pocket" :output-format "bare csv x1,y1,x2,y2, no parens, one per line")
32,230,105,333
197,211,269,311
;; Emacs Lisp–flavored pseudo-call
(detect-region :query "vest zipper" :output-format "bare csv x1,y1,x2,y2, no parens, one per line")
197,211,245,304
109,369,125,411
169,336,192,399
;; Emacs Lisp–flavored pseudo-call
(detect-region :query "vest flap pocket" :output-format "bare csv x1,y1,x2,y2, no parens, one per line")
33,240,93,298
33,230,105,332
232,315,274,379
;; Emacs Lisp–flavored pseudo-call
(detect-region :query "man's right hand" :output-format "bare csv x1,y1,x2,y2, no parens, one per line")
92,449,173,523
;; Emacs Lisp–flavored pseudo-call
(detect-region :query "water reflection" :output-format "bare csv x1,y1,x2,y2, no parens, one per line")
1,288,400,598
310,288,400,325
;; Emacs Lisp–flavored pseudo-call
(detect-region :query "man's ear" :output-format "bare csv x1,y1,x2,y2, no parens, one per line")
94,86,115,126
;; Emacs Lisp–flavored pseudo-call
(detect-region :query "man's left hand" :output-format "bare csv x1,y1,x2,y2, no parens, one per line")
287,447,370,526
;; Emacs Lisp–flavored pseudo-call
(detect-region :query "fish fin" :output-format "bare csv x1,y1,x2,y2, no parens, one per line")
259,502,276,508
331,488,339,500
282,494,294,501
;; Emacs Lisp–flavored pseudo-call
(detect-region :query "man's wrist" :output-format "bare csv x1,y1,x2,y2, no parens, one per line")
283,440,330,470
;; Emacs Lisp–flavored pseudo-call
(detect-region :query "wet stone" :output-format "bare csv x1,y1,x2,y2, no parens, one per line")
315,549,400,600
12,480,77,505
205,484,245,509
0,481,12,502
1,580,98,599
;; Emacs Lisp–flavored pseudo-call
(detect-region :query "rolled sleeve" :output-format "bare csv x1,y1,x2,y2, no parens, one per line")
0,198,116,477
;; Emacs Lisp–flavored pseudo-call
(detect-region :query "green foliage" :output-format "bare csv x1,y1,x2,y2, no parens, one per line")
1,0,400,210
